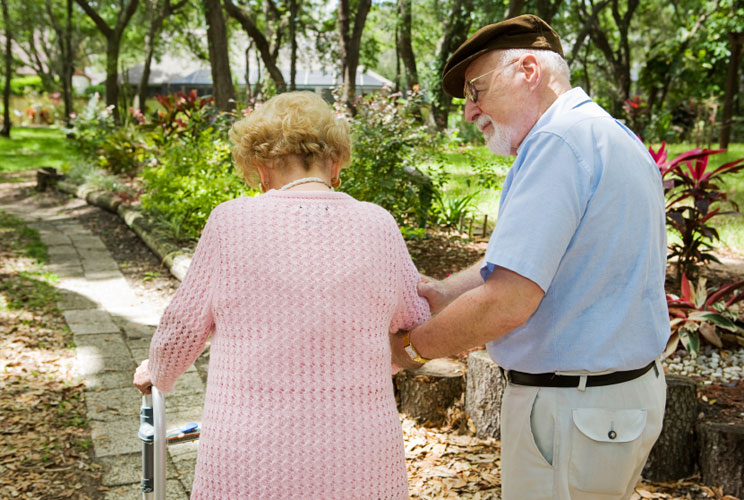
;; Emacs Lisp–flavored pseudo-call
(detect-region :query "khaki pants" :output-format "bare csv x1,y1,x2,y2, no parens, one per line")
500,360,666,500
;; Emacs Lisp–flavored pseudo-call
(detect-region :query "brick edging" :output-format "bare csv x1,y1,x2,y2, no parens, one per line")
55,179,192,281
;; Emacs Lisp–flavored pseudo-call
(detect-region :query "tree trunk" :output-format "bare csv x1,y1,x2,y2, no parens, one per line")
62,0,73,126
254,47,262,99
394,358,465,426
105,41,122,122
244,43,252,101
223,0,286,93
535,0,561,24
567,0,610,67
643,375,698,481
582,0,638,116
464,350,504,439
429,0,473,130
139,0,171,113
719,32,743,149
397,0,417,92
289,0,298,90
75,0,140,124
504,0,525,19
338,0,372,111
203,0,236,111
48,0,74,126
394,24,400,92
1,0,11,137
139,13,159,112
697,421,744,498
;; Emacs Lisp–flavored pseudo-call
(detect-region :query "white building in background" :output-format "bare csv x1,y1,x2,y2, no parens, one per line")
116,52,393,104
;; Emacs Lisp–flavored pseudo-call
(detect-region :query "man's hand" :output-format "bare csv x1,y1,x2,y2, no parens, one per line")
389,330,424,371
133,359,153,394
418,275,451,314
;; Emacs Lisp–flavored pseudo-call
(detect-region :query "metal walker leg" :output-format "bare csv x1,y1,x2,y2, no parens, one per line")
139,387,166,500
139,387,200,499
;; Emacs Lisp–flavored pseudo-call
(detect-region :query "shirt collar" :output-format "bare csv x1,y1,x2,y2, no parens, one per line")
516,87,593,156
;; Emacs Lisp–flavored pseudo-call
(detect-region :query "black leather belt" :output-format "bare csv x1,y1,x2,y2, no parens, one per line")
504,360,658,388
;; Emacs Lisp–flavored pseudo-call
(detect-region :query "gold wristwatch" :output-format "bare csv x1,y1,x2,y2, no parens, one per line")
403,331,431,364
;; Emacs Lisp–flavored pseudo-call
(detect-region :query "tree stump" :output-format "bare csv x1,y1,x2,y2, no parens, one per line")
697,421,744,498
465,349,504,439
395,358,464,426
643,375,698,481
35,167,59,192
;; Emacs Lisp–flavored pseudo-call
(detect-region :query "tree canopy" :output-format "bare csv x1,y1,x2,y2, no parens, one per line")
1,0,742,143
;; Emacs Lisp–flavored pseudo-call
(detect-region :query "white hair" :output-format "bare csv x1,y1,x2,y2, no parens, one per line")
496,48,571,85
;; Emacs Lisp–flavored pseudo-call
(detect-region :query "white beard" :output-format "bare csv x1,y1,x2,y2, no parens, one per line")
478,115,512,156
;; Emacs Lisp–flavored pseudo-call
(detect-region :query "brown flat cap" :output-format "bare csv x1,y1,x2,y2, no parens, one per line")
442,14,564,98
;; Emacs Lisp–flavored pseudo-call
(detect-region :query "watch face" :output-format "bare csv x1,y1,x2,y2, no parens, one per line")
404,345,417,359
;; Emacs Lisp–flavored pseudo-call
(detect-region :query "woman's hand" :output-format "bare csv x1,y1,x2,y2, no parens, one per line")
133,359,153,394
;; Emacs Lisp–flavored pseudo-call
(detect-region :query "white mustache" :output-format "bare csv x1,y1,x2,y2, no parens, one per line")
476,115,493,134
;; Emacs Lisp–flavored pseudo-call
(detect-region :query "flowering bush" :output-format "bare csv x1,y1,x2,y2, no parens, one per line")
151,90,217,143
66,93,117,157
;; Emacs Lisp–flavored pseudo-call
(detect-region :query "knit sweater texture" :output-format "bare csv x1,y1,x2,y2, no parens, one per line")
148,190,431,499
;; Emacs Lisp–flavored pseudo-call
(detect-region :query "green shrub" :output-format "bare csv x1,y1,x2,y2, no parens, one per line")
83,85,105,98
140,126,252,239
96,124,146,177
10,76,43,96
338,88,441,228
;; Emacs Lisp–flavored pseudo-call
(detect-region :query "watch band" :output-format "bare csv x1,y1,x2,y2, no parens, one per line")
403,331,431,364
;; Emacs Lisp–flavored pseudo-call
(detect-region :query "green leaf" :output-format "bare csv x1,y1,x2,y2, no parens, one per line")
697,312,738,332
679,329,700,357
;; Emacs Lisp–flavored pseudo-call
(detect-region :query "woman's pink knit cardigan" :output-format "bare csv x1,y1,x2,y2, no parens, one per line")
148,190,431,499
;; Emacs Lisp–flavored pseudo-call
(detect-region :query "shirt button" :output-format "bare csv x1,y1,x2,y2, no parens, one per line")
608,430,617,440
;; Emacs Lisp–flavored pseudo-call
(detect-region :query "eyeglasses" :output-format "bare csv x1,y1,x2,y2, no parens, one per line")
464,58,521,104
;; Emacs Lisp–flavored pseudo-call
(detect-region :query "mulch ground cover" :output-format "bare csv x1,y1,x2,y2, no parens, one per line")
0,210,106,500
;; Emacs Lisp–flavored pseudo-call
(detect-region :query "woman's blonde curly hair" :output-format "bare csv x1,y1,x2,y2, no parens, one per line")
229,91,352,188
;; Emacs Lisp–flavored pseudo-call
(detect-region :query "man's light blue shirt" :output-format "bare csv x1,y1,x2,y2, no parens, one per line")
482,87,670,373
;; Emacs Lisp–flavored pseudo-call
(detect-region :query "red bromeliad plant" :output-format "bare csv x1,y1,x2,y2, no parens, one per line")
666,275,744,357
152,90,216,141
649,142,744,281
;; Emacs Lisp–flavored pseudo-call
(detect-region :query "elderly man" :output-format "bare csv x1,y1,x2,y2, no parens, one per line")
392,14,669,500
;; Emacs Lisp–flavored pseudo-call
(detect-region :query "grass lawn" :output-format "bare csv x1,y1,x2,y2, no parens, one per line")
0,127,79,175
421,145,511,226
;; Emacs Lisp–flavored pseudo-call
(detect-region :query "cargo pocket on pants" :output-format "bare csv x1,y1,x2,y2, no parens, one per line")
568,408,647,495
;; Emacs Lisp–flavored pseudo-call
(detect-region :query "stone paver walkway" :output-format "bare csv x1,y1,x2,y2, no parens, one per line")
1,193,203,499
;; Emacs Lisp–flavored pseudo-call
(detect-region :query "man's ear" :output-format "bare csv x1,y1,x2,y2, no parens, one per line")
519,54,541,90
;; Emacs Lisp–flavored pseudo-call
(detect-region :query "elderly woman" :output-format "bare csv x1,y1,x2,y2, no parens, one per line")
133,91,430,499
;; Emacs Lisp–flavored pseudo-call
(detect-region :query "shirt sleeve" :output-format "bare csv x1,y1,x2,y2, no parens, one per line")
389,224,431,334
148,208,222,393
481,132,593,292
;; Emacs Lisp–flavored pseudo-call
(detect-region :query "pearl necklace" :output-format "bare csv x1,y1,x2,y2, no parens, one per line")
278,177,333,191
